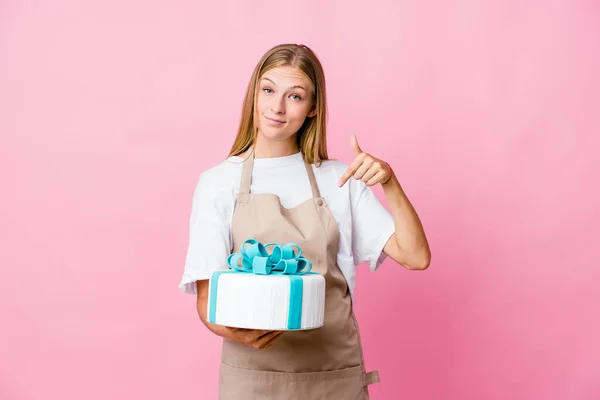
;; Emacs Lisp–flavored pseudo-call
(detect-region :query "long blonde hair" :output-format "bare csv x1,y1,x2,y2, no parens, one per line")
228,44,328,165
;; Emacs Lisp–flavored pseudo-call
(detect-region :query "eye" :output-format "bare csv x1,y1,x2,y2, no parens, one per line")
290,94,302,101
262,87,273,94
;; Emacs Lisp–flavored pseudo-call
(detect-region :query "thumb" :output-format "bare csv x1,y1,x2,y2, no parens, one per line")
350,134,362,156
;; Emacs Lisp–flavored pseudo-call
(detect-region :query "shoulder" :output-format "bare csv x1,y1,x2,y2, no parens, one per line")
191,156,243,202
196,156,243,186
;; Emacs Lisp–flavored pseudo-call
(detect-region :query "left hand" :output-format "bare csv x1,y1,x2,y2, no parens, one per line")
337,135,393,187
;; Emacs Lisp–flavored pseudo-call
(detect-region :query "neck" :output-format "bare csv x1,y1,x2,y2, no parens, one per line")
253,134,299,158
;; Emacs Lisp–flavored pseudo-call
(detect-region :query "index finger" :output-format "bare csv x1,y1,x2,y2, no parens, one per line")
337,155,365,187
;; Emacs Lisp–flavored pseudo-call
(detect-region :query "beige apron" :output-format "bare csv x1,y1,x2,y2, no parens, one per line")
219,149,380,399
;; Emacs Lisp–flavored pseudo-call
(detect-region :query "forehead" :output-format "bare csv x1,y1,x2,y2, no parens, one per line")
260,66,312,89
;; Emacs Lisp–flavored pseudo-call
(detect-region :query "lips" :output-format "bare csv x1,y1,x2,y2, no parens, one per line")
265,116,285,124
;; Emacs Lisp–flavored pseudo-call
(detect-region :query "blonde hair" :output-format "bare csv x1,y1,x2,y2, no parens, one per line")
227,44,328,165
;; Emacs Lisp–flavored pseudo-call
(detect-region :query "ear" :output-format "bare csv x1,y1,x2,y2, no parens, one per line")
307,105,318,118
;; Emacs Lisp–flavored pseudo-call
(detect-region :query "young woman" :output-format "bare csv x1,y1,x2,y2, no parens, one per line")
179,43,430,399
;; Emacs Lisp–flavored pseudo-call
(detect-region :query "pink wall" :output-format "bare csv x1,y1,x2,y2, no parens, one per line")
1,1,598,399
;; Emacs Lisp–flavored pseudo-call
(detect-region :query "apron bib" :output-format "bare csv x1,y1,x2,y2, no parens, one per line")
219,149,379,399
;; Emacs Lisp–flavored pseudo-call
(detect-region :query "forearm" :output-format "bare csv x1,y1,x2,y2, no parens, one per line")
381,173,431,269
196,280,233,339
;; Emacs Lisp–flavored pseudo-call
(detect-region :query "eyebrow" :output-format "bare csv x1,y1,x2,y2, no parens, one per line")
261,77,307,91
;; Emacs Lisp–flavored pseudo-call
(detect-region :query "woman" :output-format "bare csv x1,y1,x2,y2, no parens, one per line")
179,43,430,399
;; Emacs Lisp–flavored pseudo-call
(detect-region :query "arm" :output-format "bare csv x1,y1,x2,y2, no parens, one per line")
195,280,283,349
380,173,430,270
338,134,431,270
182,172,283,348
195,279,229,336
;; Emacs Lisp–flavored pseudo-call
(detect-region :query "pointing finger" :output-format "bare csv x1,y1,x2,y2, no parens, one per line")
338,153,366,187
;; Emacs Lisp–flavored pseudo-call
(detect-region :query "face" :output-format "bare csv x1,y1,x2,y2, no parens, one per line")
255,66,317,143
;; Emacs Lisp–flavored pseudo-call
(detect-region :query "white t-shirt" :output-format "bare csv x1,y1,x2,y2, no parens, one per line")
179,151,395,301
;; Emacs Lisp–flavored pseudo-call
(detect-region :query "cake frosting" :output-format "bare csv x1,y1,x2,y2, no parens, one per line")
207,271,325,330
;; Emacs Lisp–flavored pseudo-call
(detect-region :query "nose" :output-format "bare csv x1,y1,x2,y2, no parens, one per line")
270,94,285,115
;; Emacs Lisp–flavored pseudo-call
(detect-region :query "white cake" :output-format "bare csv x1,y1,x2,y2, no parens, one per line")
207,271,325,330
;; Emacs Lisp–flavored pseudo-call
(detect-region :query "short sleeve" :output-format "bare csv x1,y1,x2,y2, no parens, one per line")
350,180,395,272
178,171,234,295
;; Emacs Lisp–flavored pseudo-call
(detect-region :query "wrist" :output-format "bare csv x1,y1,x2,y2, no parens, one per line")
382,161,394,185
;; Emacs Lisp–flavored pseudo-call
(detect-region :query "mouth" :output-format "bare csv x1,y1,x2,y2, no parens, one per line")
265,116,285,124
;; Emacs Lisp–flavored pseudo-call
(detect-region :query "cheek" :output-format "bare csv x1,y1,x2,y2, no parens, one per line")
289,103,311,120
256,95,268,114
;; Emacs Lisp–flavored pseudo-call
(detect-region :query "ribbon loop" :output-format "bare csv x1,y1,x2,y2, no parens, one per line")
227,239,312,275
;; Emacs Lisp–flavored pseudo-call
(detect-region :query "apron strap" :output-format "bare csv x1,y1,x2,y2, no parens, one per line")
362,370,380,386
302,158,321,199
238,147,254,203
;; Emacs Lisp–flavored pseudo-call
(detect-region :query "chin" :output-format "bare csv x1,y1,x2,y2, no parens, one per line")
258,125,296,142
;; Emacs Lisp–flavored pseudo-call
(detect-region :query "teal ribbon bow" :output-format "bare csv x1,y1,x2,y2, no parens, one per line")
209,239,315,330
226,238,313,275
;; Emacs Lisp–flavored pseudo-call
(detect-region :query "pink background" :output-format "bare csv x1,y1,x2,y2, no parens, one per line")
1,1,599,399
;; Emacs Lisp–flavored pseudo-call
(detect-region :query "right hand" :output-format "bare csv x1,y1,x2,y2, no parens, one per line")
196,280,283,350
222,327,284,350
